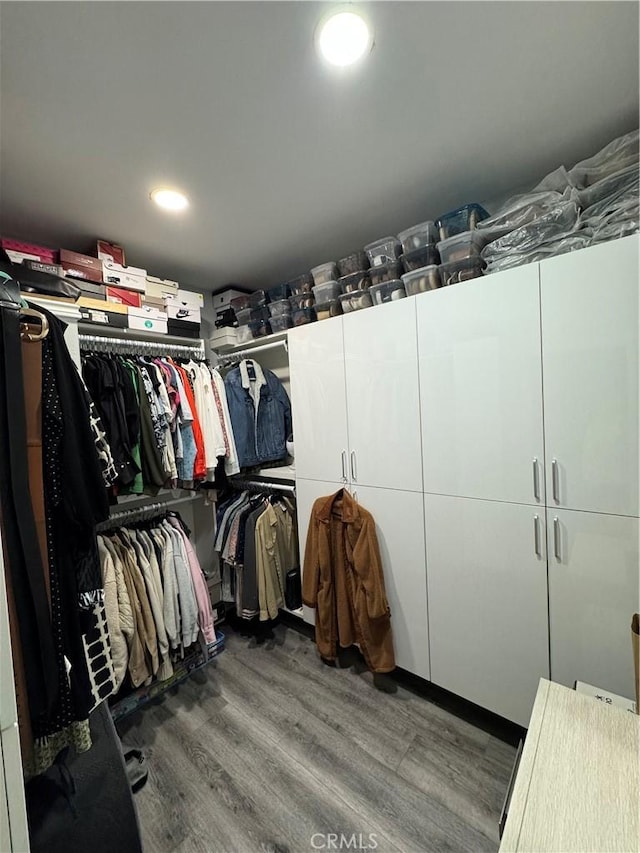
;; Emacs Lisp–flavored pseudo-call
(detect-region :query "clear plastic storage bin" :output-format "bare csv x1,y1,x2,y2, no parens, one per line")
289,292,315,311
292,307,316,326
364,236,401,267
236,324,253,344
286,273,313,294
230,294,252,312
248,289,269,307
234,307,252,326
312,281,342,303
337,251,368,276
315,300,343,321
370,260,403,286
370,280,406,305
401,265,442,295
249,318,272,338
267,283,291,302
439,257,485,286
436,203,489,240
268,299,291,318
339,270,371,292
339,290,373,313
437,230,486,264
401,244,441,272
397,221,438,253
311,262,339,286
270,314,293,332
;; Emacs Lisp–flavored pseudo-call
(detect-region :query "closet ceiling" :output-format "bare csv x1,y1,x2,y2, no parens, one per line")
0,2,638,290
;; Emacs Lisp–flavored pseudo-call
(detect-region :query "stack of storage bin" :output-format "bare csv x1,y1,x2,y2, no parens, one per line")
364,237,407,304
267,283,293,332
398,221,442,295
435,203,489,285
286,273,316,325
230,291,271,343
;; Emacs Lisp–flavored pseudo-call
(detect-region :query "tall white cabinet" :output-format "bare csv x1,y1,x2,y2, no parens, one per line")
288,235,639,726
289,302,430,678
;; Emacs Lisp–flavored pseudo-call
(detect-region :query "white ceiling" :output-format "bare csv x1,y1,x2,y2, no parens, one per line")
1,1,638,291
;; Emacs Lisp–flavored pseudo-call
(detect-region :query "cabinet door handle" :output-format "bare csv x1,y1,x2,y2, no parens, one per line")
341,450,347,482
532,458,540,501
350,450,357,482
533,515,541,557
551,459,559,503
553,516,561,561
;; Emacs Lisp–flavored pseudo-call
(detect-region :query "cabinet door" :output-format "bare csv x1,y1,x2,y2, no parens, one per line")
343,299,422,491
417,265,544,505
354,485,429,680
425,494,549,726
547,508,639,699
295,478,343,626
541,235,639,517
288,320,349,484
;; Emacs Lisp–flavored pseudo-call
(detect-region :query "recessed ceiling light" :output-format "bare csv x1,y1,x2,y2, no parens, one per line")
316,10,373,67
150,188,189,212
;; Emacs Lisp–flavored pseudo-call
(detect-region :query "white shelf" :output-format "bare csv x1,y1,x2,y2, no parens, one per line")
254,465,295,481
212,329,289,356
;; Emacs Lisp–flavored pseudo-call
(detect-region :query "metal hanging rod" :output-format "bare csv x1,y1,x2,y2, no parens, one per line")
79,332,205,358
230,478,296,495
97,494,201,530
217,338,288,365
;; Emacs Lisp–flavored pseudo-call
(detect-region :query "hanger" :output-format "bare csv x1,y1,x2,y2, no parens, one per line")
19,307,49,341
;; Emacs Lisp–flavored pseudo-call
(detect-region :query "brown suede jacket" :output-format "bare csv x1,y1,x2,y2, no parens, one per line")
302,488,395,673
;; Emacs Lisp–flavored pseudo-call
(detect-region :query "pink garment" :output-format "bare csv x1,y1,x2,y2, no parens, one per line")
168,517,216,644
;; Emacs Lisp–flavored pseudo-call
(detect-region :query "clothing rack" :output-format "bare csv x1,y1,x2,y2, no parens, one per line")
97,494,201,531
79,332,205,359
230,477,296,495
216,338,288,365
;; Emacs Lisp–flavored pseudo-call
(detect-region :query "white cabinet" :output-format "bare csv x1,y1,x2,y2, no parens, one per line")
289,320,349,484
343,300,422,492
352,485,429,680
417,264,544,505
425,494,549,726
540,235,639,517
547,508,639,699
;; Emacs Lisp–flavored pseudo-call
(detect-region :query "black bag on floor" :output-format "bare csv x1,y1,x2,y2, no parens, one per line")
285,568,302,611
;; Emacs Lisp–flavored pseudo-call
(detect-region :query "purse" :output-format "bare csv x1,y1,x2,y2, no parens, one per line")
0,259,81,301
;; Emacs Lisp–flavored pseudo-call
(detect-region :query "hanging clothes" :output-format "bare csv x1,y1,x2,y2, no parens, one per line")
302,488,395,675
224,359,292,469
214,489,298,622
96,511,216,696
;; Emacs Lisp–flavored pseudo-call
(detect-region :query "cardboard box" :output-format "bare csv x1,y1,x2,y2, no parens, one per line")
106,286,142,308
167,318,201,339
79,307,128,328
77,282,106,300
145,275,179,300
164,288,204,310
128,305,168,334
102,260,146,292
1,238,58,265
60,249,104,283
210,327,238,350
167,303,201,324
78,296,128,314
211,287,250,313
24,260,64,277
142,293,166,310
96,240,125,266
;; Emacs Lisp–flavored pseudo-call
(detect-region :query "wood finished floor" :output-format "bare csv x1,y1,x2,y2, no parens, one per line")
117,625,516,853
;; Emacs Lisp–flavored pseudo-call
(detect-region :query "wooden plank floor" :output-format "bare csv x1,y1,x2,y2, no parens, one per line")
117,625,516,853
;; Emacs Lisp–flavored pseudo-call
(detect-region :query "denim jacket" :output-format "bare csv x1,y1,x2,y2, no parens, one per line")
224,360,292,468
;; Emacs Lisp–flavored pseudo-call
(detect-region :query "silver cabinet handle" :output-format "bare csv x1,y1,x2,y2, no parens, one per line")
341,450,347,482
553,516,561,560
551,459,559,503
533,515,541,556
532,458,540,501
350,450,357,482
